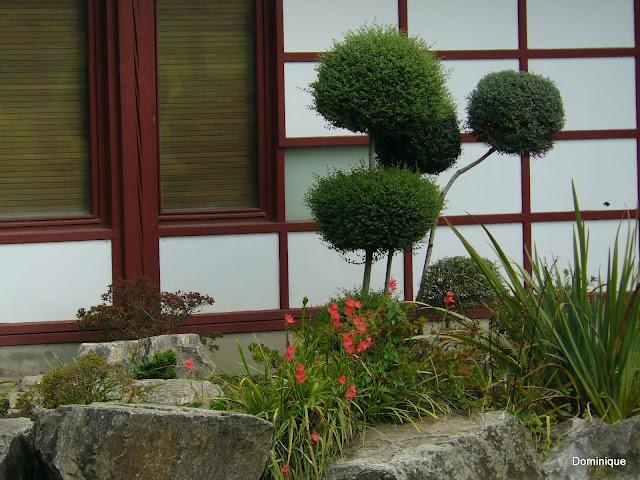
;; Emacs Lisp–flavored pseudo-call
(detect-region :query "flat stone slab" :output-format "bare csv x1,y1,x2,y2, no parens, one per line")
33,403,273,480
325,411,542,480
135,378,223,406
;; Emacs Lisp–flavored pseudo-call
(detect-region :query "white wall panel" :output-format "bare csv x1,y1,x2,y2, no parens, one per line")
444,60,519,127
532,220,638,278
283,0,398,52
413,224,523,294
531,139,637,213
528,0,635,49
436,142,521,216
0,240,112,323
529,58,636,131
288,232,404,307
284,62,361,138
285,146,368,221
160,234,279,312
408,0,518,50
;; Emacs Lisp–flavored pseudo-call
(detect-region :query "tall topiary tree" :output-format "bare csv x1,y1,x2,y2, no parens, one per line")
417,69,565,300
305,167,443,293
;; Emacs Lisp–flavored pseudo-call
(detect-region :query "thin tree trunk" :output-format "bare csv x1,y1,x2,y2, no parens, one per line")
368,136,375,171
362,248,374,294
416,147,497,299
384,250,394,289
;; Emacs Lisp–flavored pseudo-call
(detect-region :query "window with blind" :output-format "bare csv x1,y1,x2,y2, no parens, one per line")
0,0,90,219
157,0,258,212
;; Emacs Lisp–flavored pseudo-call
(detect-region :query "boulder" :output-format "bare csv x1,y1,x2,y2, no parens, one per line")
135,379,223,406
33,403,273,480
542,415,640,479
0,417,40,480
325,411,542,480
78,334,217,377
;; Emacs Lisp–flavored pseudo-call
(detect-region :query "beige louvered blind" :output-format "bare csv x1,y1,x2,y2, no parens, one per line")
0,1,90,219
157,0,258,212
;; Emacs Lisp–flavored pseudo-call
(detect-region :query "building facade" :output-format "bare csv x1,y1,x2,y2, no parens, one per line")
0,0,638,347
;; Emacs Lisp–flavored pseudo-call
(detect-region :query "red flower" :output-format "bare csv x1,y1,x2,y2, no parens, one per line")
345,297,362,309
342,332,356,354
183,358,195,372
331,316,342,330
295,363,306,384
310,431,321,444
284,344,296,362
388,278,397,292
338,375,347,385
284,314,295,326
353,316,367,334
281,465,290,476
345,384,357,400
356,335,373,353
443,290,455,308
344,306,353,316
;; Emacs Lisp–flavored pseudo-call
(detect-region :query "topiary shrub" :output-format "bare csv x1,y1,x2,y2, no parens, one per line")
132,349,177,380
305,167,443,291
467,70,565,156
311,25,451,137
417,255,500,308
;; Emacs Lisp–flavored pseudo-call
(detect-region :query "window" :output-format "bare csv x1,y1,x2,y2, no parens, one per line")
157,0,259,213
0,0,91,219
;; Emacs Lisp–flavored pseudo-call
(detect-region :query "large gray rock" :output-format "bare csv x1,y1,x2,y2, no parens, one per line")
78,334,217,377
33,403,273,480
0,417,39,480
135,379,223,406
542,415,640,479
325,411,542,480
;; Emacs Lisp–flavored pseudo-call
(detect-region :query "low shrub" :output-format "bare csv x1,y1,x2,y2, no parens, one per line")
17,353,137,416
132,349,177,380
76,277,214,340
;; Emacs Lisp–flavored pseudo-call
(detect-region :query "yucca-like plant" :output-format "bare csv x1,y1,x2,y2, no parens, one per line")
443,185,639,423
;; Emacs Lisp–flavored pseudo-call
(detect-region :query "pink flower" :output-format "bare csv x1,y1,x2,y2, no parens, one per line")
388,278,397,292
331,316,342,330
356,335,373,353
345,297,362,309
284,314,295,326
284,344,296,362
353,316,367,334
345,384,357,400
310,431,320,444
338,375,347,385
281,465,290,476
344,306,353,316
183,358,195,372
295,363,306,384
342,332,356,354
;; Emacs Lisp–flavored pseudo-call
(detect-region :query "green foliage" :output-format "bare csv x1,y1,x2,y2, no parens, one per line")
467,70,565,156
305,167,443,255
446,185,640,423
374,103,461,174
311,26,451,137
132,349,177,380
16,353,137,416
417,255,500,307
76,277,214,340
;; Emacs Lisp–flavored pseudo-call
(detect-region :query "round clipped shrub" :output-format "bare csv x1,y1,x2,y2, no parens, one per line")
305,167,443,255
374,104,461,174
311,25,450,136
467,70,565,156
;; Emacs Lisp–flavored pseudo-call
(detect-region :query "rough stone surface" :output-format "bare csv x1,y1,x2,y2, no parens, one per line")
0,417,39,480
78,334,217,377
33,403,273,480
6,375,43,411
135,379,223,406
325,411,542,480
542,415,640,480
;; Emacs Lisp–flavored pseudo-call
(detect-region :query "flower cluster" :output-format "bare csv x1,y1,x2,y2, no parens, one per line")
326,298,375,356
444,290,455,309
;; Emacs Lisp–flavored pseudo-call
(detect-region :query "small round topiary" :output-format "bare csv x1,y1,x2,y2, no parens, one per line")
305,167,443,255
311,25,450,136
374,104,461,174
467,70,565,156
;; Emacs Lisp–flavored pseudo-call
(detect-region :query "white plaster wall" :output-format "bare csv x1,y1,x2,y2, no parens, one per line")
160,234,279,312
530,139,638,213
408,0,518,50
527,0,635,49
0,240,112,323
444,60,520,128
284,62,362,138
532,220,638,279
412,224,523,293
283,0,398,52
435,142,521,216
529,58,636,131
288,232,405,307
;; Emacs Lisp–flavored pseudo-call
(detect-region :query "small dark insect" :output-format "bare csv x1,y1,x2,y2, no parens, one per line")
603,201,610,207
